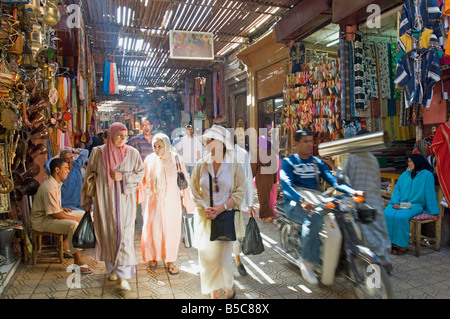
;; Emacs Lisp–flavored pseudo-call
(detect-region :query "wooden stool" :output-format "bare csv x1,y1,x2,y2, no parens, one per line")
31,231,64,265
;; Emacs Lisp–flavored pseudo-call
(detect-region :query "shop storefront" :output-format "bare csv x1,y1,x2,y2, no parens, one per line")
269,0,449,158
0,1,96,267
237,30,289,149
281,43,341,157
271,0,450,231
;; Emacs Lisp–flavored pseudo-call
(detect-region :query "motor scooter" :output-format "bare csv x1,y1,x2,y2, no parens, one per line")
274,185,394,299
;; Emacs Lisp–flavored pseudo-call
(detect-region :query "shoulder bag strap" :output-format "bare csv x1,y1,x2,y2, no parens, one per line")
175,154,181,172
92,147,100,173
209,173,213,207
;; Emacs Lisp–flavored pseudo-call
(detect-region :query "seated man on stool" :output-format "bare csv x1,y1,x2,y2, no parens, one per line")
44,147,89,211
30,158,91,274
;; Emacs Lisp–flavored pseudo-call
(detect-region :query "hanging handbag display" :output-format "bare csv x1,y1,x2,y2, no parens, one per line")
209,173,236,242
72,211,96,248
175,155,188,190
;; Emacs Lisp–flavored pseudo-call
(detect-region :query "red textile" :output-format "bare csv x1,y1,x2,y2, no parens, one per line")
431,122,450,204
423,81,447,124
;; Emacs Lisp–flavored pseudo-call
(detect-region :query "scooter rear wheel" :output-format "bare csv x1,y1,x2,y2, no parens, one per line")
280,223,302,256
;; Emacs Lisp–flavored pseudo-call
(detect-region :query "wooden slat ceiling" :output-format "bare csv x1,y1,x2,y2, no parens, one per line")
62,0,300,96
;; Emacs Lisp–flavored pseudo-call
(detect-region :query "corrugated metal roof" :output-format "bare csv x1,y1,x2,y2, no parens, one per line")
63,0,300,96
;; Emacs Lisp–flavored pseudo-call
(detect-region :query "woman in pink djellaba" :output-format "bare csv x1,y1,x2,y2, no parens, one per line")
141,133,194,275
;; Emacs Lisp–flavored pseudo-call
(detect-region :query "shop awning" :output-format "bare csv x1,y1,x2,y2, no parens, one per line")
332,0,403,25
274,0,332,43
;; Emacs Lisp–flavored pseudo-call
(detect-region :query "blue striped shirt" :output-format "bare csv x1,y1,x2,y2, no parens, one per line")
128,134,154,161
280,154,353,204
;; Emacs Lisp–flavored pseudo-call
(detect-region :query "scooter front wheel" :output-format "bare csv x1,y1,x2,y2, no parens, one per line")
349,254,394,299
279,223,301,255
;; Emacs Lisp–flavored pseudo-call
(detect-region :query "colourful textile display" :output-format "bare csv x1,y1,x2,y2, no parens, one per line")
102,61,119,95
394,48,442,109
376,42,392,99
399,0,443,45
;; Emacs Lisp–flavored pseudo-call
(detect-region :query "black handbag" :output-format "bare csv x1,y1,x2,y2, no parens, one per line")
72,211,96,249
175,155,188,190
209,173,236,241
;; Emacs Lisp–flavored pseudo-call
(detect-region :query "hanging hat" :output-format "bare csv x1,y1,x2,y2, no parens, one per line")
199,124,234,151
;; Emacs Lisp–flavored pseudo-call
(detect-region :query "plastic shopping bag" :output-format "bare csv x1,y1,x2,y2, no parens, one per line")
182,208,194,248
72,211,96,249
241,217,265,255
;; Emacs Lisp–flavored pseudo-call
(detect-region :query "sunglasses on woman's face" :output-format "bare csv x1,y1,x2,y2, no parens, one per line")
213,176,219,193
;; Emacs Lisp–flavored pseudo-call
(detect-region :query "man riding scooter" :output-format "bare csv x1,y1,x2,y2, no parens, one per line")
279,130,364,285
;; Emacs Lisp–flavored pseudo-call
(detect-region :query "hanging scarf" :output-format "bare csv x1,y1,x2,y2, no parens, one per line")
146,133,172,197
103,122,130,186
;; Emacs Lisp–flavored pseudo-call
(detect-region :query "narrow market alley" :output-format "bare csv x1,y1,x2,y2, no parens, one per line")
2,209,450,300
1,0,450,305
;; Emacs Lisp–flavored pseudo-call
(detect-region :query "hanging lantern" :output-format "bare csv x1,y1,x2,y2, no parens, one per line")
43,3,61,27
25,0,41,19
30,21,43,58
20,42,38,70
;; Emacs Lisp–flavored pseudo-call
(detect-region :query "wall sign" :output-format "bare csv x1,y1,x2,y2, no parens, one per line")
169,30,214,60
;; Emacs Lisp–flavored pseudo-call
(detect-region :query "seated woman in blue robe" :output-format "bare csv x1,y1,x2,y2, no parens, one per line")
384,154,439,255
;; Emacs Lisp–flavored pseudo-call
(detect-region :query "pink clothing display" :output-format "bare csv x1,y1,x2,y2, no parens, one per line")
269,155,281,215
141,152,194,263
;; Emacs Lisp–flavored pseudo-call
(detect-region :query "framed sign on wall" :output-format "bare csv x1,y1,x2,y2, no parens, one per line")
169,30,214,60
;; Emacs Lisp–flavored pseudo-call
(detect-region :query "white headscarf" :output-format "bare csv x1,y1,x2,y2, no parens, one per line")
147,133,172,196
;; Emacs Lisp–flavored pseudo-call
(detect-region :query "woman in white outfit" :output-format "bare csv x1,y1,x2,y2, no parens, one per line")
190,125,245,299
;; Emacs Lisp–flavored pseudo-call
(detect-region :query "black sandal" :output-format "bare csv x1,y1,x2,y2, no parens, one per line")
168,267,179,275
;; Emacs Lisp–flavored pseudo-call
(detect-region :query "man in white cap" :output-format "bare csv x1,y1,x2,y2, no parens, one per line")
175,124,204,176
